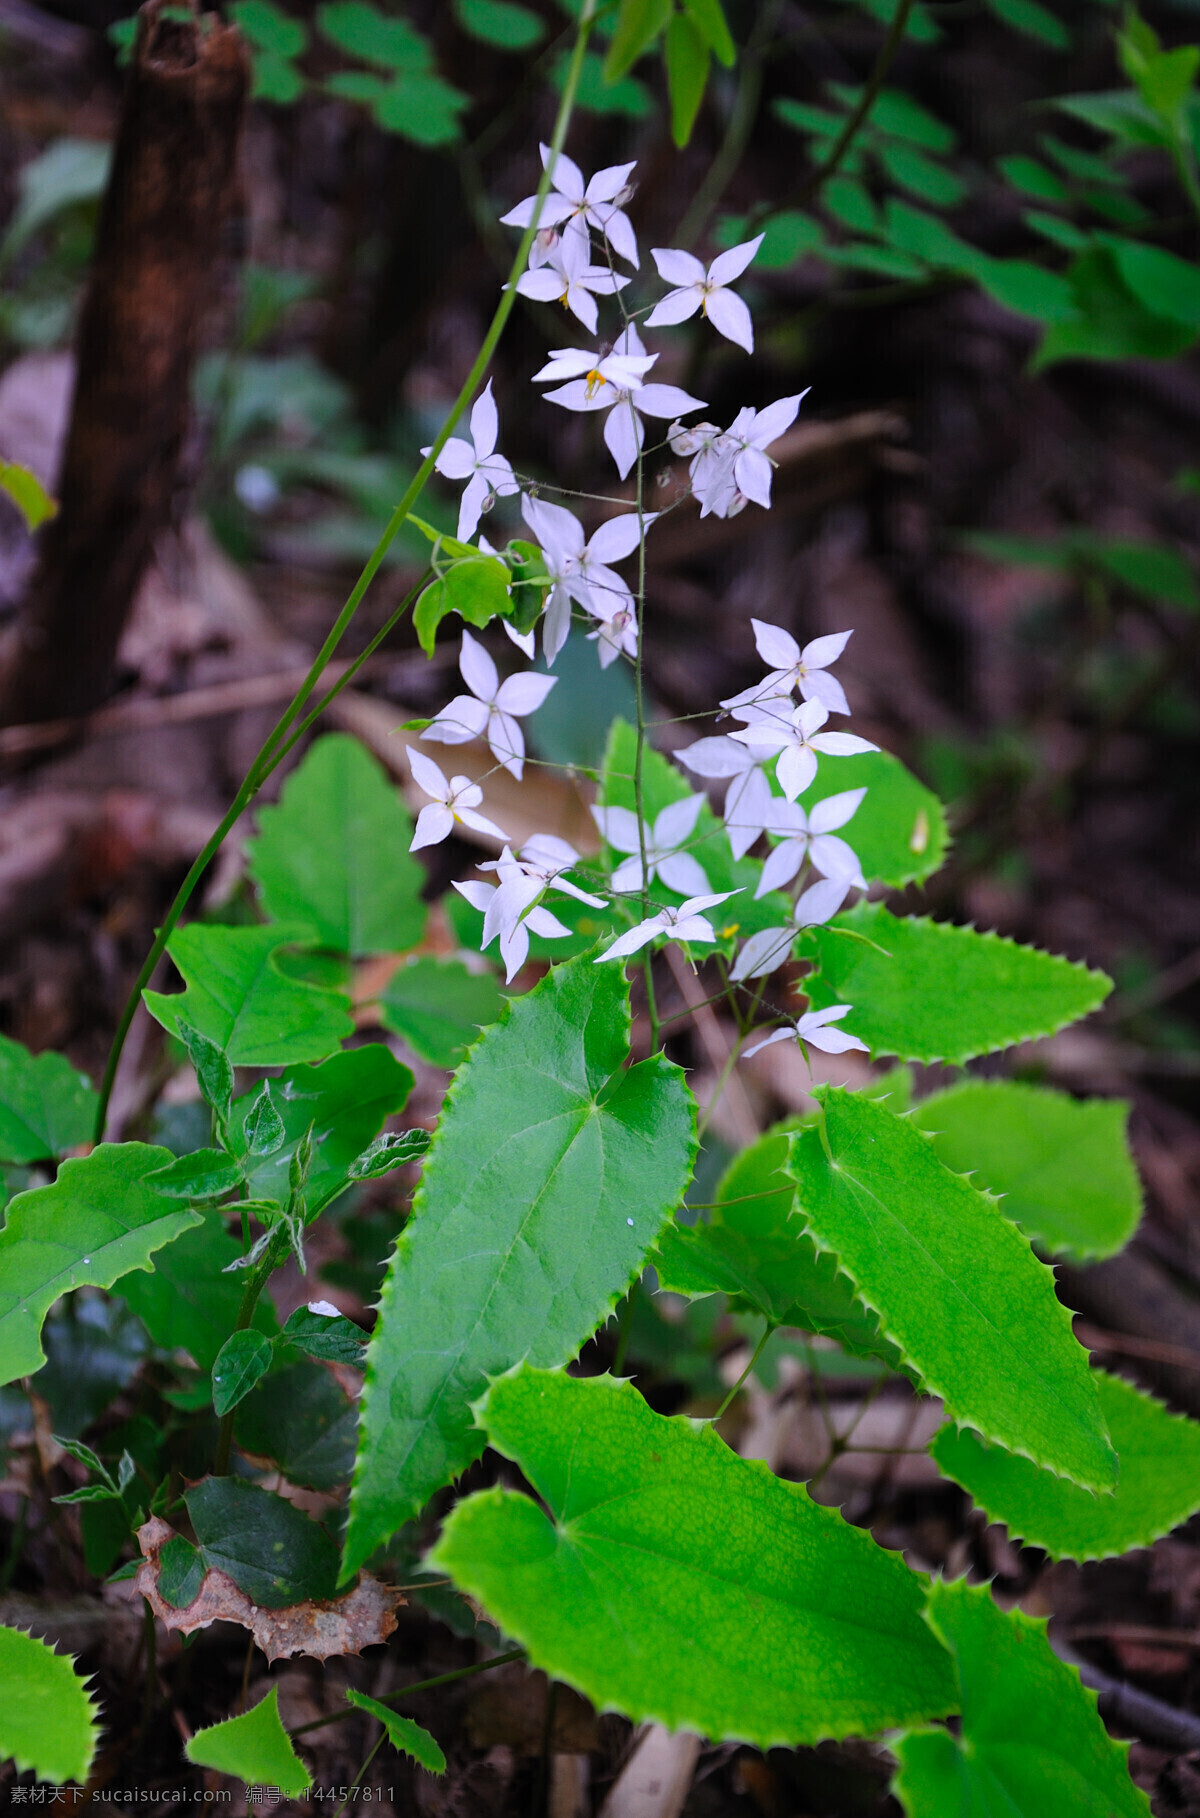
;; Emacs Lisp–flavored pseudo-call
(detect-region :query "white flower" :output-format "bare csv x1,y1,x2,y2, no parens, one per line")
673,735,775,860
645,235,764,353
420,382,518,542
730,878,850,981
453,867,573,983
306,1300,341,1318
501,145,640,268
744,1004,868,1059
596,890,740,963
668,419,737,517
542,326,706,480
520,495,649,663
480,835,606,909
724,621,853,719
731,698,878,801
718,393,809,509
515,225,628,336
587,601,638,668
532,345,657,389
591,796,712,898
754,787,867,898
421,630,556,780
406,747,509,850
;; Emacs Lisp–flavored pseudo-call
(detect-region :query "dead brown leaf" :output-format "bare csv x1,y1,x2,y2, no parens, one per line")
135,1515,403,1664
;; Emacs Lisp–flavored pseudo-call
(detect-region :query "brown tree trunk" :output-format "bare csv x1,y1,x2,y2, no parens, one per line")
0,0,248,728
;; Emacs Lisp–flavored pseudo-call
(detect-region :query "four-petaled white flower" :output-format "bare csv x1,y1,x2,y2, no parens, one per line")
597,891,740,964
591,796,712,897
542,326,706,480
731,698,878,801
406,747,509,851
515,225,629,337
715,393,809,511
453,855,574,983
501,145,639,268
479,835,606,909
532,345,657,390
744,1005,869,1059
645,235,764,353
669,419,739,518
422,630,556,780
673,735,776,860
588,601,638,668
420,382,518,542
521,495,649,663
755,787,867,898
723,621,853,718
730,878,850,981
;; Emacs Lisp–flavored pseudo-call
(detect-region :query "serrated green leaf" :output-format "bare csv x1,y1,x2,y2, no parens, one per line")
212,1328,274,1417
186,1477,339,1606
800,903,1111,1064
228,1045,413,1214
654,1126,900,1365
186,1686,311,1798
113,1207,277,1373
603,0,671,81
797,750,948,888
0,1145,201,1387
316,0,431,69
984,0,1070,48
280,1304,367,1367
892,1579,1148,1817
380,956,505,1068
235,1358,357,1490
684,0,734,65
343,955,696,1576
1034,248,1196,370
912,1082,1140,1261
248,735,427,956
345,1690,446,1772
878,142,966,206
145,923,354,1067
789,1089,1116,1491
431,1367,955,1745
148,1147,243,1201
0,459,56,532
665,13,709,147
932,1370,1200,1563
0,1623,101,1784
0,1034,96,1164
413,554,512,653
454,0,542,49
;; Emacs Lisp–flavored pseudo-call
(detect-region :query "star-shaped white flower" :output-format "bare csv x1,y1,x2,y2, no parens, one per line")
541,325,706,480
723,621,853,719
591,796,712,898
420,382,518,541
479,835,606,910
596,890,740,963
501,145,640,268
730,877,850,981
718,392,809,510
754,787,867,898
673,735,776,861
645,235,764,353
406,747,509,851
421,630,556,780
587,600,638,668
453,870,572,984
731,698,878,801
520,495,649,663
515,225,628,336
532,345,657,389
668,418,738,517
744,1004,868,1059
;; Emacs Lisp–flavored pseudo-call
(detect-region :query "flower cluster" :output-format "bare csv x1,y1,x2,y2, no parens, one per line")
405,144,875,1064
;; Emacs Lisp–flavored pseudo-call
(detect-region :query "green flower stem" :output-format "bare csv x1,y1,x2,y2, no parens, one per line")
93,1,598,1143
289,1648,528,1740
335,1730,388,1818
714,1318,778,1420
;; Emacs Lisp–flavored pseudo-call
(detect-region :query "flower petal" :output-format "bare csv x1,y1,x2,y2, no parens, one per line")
810,732,880,757
733,445,774,510
458,805,510,841
453,878,496,916
751,619,800,670
808,788,867,835
487,709,526,778
776,743,818,800
598,205,640,268
406,745,449,799
542,586,572,665
805,1026,869,1055
586,512,645,566
434,437,476,481
604,400,643,480
542,379,606,413
591,804,641,854
645,287,702,328
808,833,865,885
456,471,490,542
502,618,537,660
795,877,850,926
424,695,489,744
411,803,454,850
801,629,853,669
597,918,664,962
516,270,568,304
469,382,499,459
585,160,636,204
708,234,764,286
495,671,557,715
756,839,804,898
656,851,712,898
532,348,592,382
730,926,793,981
633,383,707,418
522,493,584,563
749,391,807,448
801,670,850,717
653,793,705,848
742,1026,795,1058
459,629,499,703
703,286,754,353
566,288,599,335
676,735,752,779
651,246,705,286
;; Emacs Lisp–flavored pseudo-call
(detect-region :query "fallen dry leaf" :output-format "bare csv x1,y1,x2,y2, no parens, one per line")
135,1515,403,1664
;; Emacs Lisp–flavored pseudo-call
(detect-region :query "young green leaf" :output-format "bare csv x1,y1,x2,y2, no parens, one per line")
800,903,1111,1064
177,1020,233,1131
345,1690,446,1773
247,735,427,956
789,1089,1116,1492
603,0,672,83
0,458,56,531
236,1359,358,1491
453,0,542,51
185,1477,340,1606
113,1207,278,1373
316,0,431,70
431,1367,956,1746
665,13,709,147
280,1304,368,1367
912,1081,1140,1261
684,0,734,65
1034,248,1196,370
148,1148,244,1201
348,1129,431,1179
413,555,513,655
186,1686,311,1798
212,1329,274,1417
243,1080,287,1157
54,1435,109,1480
380,956,505,1068
342,955,696,1577
878,142,966,207
796,750,949,888
0,1623,101,1785
932,1370,1200,1562
0,1145,202,1387
984,0,1070,49
145,924,354,1067
228,1044,413,1214
892,1579,1149,1817
0,1034,95,1164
